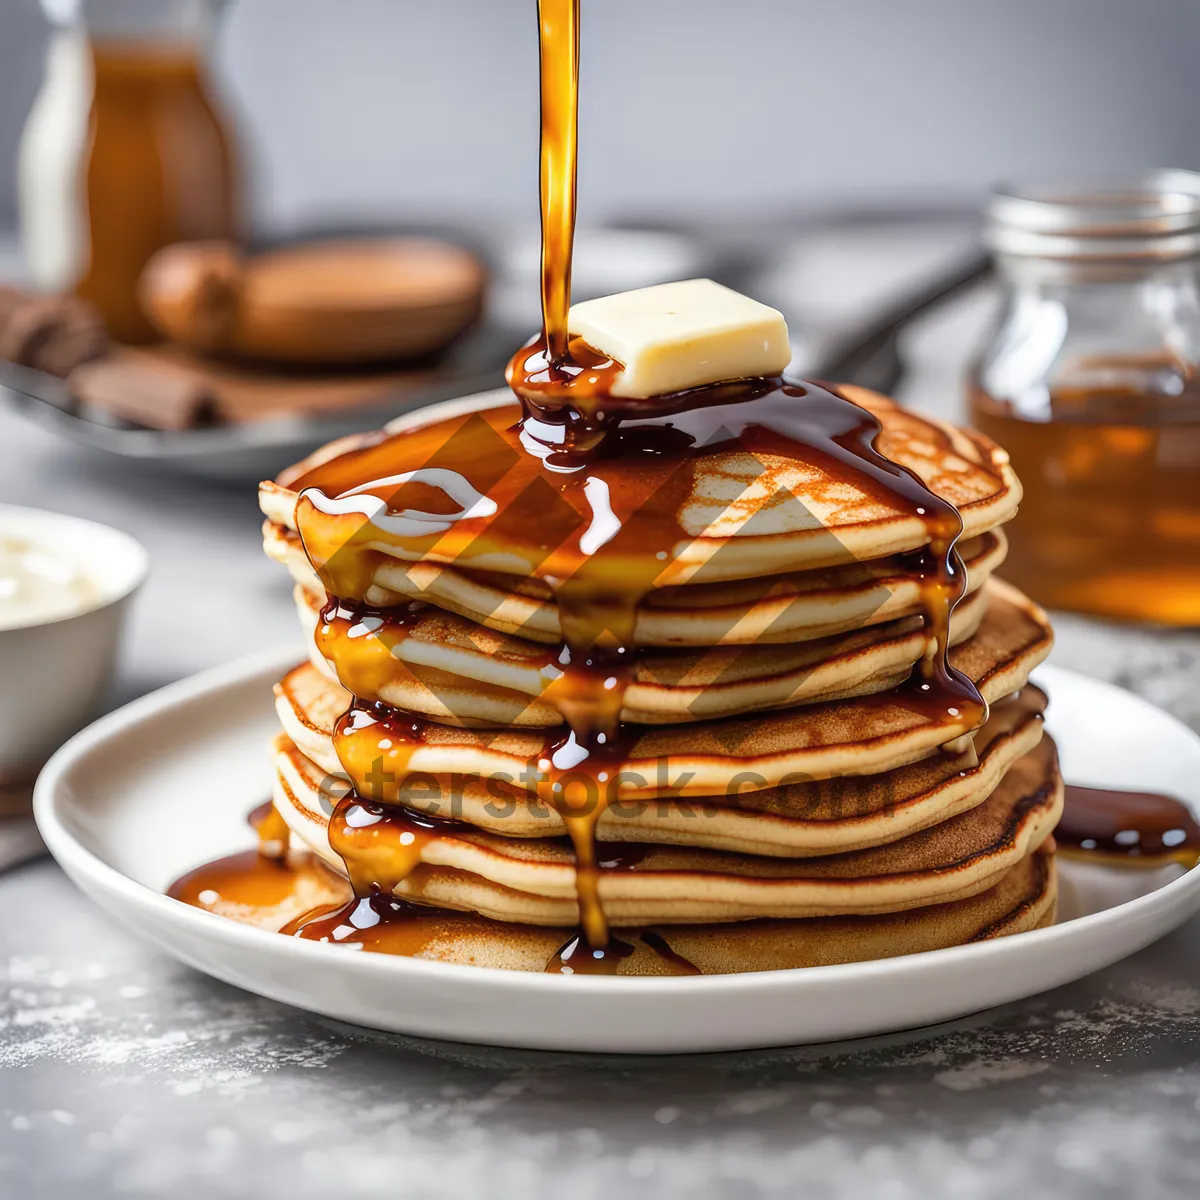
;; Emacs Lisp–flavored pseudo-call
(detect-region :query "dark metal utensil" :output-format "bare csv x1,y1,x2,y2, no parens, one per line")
811,250,992,395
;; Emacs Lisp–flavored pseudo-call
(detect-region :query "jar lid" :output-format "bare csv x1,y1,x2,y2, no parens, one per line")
986,170,1200,260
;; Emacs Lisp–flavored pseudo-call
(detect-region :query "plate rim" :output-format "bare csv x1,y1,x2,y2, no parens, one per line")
32,648,1200,1000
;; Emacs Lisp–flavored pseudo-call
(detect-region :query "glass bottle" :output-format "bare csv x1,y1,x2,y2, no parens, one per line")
969,172,1200,625
19,0,239,344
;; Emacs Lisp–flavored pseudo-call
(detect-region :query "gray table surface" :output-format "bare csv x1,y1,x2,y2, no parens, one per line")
3,364,1200,1199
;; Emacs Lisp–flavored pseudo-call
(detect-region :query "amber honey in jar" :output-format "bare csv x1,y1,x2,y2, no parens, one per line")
969,173,1200,625
19,0,239,344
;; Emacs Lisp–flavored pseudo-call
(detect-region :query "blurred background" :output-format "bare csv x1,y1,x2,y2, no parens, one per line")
2,0,1199,230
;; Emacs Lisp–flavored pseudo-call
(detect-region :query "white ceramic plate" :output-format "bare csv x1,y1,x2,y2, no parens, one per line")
33,650,1200,1054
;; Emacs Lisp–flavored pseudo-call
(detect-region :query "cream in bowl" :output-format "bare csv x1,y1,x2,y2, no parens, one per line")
0,532,104,630
0,506,147,781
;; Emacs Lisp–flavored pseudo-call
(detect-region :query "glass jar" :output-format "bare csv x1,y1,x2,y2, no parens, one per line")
19,0,239,344
969,172,1200,625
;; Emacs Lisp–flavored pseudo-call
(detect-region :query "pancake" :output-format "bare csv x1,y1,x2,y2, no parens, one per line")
295,579,989,727
270,685,1047,856
218,850,1054,975
272,734,1061,925
637,853,1056,975
265,519,1007,648
275,578,1053,801
240,380,1055,971
258,384,1020,593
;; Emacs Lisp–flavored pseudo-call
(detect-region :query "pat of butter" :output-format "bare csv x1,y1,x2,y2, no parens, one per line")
567,278,791,398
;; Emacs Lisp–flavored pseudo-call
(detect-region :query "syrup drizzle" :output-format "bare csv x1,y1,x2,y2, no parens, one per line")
537,0,579,365
547,930,635,975
314,597,435,705
281,887,453,954
1058,784,1200,869
325,793,472,895
546,927,699,975
167,848,303,912
169,805,703,974
248,797,290,859
167,800,351,922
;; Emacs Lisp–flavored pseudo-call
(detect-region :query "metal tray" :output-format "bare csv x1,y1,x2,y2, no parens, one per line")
0,323,517,484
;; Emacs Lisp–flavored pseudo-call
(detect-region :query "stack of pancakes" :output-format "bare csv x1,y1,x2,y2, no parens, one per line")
256,383,1058,975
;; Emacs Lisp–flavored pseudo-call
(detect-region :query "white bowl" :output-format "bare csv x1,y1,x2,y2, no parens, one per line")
0,504,147,776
